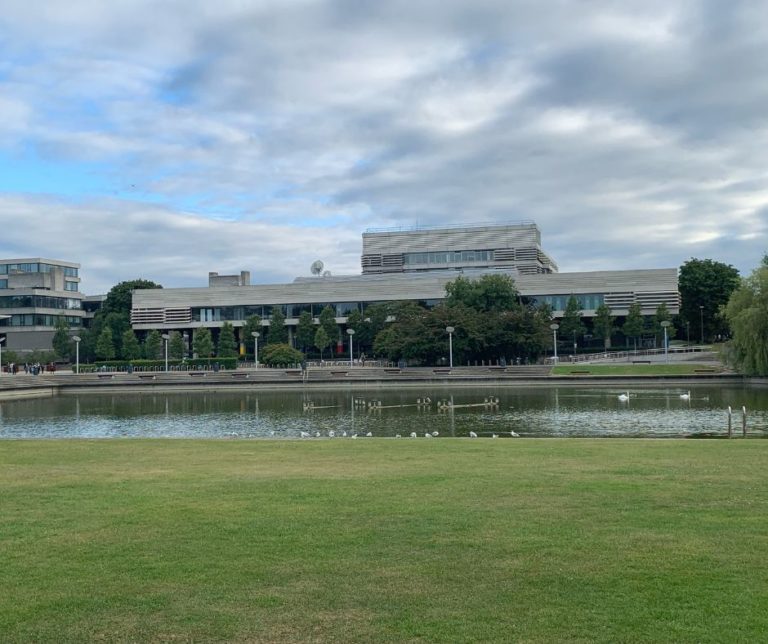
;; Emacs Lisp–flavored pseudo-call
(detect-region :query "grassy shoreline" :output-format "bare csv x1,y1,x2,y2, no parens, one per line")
2,439,767,642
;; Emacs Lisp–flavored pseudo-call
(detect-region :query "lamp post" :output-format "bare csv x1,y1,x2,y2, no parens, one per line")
445,326,454,368
661,320,671,362
347,328,355,367
182,332,189,359
550,323,559,363
251,331,259,368
0,337,4,376
161,334,169,372
699,305,704,344
72,335,81,374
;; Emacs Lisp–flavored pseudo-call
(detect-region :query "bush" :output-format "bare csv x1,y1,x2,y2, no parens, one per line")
260,344,305,367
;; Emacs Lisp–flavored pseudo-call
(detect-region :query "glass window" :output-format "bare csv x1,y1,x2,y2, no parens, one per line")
64,281,79,291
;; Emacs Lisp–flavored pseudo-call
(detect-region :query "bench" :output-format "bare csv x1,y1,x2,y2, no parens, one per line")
137,374,156,380
230,372,248,379
433,368,452,374
331,371,348,376
384,368,401,374
97,373,114,379
285,369,302,375
632,360,651,364
189,372,207,377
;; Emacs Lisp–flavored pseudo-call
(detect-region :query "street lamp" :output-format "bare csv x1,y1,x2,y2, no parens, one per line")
445,326,454,368
251,331,260,368
661,321,671,362
161,334,169,372
550,323,559,363
347,328,355,367
72,335,81,374
699,305,704,344
0,337,4,376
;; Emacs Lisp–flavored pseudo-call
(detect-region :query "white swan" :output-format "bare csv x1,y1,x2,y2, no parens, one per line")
410,432,417,438
618,391,630,402
425,432,433,438
680,391,690,400
431,431,439,437
328,430,335,437
510,430,519,437
469,431,478,438
366,432,373,437
300,431,310,438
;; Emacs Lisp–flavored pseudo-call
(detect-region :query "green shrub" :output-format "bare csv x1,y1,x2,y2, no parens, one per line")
260,343,304,367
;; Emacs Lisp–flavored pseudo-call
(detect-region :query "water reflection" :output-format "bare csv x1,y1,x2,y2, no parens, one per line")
0,385,765,439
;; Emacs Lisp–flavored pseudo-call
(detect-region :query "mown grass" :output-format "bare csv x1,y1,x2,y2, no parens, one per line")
552,363,722,376
1,439,767,642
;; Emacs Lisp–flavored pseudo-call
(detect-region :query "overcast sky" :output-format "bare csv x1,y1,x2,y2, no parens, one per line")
1,0,766,294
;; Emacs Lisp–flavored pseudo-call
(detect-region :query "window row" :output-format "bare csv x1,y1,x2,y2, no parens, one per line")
0,263,79,277
0,295,83,310
533,294,605,311
0,314,82,327
403,250,493,265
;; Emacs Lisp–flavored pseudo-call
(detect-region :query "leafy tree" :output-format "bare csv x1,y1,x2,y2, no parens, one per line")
725,264,768,375
314,326,330,360
144,329,163,360
192,327,213,359
241,315,262,354
52,317,72,361
444,274,518,312
121,329,141,360
267,308,288,345
168,330,185,359
217,321,238,358
295,311,315,352
101,279,163,316
622,302,645,352
95,327,115,360
679,258,740,342
653,302,676,345
260,343,304,366
318,305,338,347
558,296,586,355
592,303,615,350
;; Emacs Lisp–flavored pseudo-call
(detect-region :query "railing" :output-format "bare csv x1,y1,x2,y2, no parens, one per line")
544,346,707,365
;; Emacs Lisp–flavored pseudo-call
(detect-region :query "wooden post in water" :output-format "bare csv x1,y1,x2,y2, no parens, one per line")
742,406,747,438
727,406,732,438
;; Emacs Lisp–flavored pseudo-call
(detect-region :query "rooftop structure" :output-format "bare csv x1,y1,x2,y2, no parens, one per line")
361,221,558,275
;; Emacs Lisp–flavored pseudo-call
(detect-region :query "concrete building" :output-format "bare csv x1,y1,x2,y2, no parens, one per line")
361,221,558,275
0,259,85,352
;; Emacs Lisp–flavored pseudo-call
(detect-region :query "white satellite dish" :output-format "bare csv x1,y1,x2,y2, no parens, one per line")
310,260,324,276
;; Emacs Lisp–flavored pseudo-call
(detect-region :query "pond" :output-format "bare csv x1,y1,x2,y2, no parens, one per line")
1,384,766,439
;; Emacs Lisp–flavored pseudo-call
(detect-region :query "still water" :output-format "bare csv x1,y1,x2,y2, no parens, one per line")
1,385,766,439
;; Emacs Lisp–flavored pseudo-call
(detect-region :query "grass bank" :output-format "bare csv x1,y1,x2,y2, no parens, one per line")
2,439,767,642
552,363,722,376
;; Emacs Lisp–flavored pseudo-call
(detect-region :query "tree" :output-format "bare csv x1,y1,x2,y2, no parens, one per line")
121,329,141,360
143,329,163,360
653,302,676,345
241,315,262,354
295,311,315,352
679,258,740,342
51,317,72,361
192,327,213,359
314,326,330,360
558,296,586,355
725,264,768,375
592,303,615,350
95,327,115,360
267,308,288,345
444,274,518,312
168,331,185,359
217,321,238,358
622,302,645,352
318,305,338,347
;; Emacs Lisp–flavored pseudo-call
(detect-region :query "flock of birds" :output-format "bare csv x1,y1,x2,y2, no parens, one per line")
618,390,691,401
296,429,520,439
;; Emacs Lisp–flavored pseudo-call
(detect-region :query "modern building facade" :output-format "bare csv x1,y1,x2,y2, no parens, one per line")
0,259,85,352
361,221,558,275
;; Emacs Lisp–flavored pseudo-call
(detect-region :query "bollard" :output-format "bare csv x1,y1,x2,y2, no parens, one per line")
727,406,732,438
742,406,747,438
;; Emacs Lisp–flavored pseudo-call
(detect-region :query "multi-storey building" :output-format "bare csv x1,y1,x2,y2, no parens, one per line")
361,221,558,275
0,259,85,352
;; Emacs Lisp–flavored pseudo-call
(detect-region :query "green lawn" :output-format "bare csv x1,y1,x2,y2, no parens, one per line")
552,363,722,376
2,439,767,642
